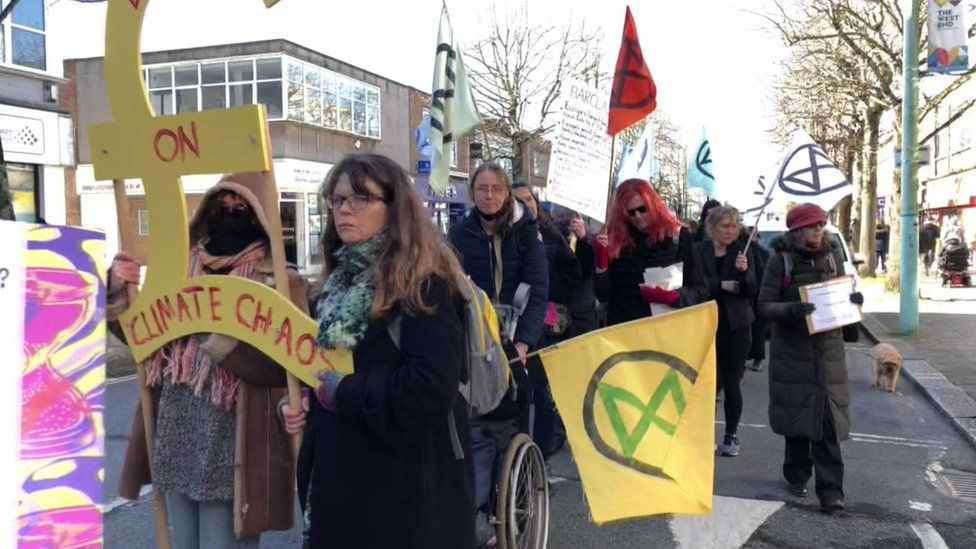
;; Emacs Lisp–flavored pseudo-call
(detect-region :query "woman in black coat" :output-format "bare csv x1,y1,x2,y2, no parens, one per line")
758,203,862,514
282,154,473,548
595,179,707,326
694,206,757,457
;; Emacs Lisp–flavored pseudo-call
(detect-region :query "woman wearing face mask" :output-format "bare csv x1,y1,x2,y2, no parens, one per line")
694,206,757,457
280,154,474,548
447,162,548,545
758,203,863,514
108,173,306,547
594,179,707,326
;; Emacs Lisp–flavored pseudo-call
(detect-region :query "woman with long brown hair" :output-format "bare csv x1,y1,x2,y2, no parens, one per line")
281,153,474,548
595,179,707,326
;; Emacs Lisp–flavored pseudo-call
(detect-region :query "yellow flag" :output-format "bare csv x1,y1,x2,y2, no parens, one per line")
540,302,717,524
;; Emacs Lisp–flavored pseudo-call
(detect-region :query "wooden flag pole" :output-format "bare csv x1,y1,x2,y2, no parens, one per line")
256,123,304,460
111,179,171,549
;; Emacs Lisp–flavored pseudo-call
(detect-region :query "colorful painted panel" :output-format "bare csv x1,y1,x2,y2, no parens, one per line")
0,221,106,548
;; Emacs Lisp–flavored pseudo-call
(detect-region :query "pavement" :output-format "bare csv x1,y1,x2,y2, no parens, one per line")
858,269,976,451
102,336,976,547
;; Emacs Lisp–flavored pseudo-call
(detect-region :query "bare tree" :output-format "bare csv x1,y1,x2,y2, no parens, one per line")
465,5,603,181
761,0,976,289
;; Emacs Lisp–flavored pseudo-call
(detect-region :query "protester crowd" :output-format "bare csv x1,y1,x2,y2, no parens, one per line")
107,153,864,548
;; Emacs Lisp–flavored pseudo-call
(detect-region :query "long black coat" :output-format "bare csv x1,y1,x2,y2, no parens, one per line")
694,239,757,332
297,277,474,548
595,227,708,326
758,234,850,442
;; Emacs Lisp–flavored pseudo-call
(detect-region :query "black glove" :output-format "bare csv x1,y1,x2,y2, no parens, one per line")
850,292,864,306
789,302,816,319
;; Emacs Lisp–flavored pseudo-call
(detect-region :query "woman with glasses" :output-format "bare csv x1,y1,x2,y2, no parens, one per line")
280,154,475,547
447,161,548,547
758,203,862,514
594,178,707,327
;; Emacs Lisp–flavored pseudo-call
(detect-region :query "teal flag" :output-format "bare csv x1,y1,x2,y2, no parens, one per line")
686,128,715,197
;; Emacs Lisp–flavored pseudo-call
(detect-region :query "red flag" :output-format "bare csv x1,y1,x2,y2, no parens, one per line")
606,7,657,137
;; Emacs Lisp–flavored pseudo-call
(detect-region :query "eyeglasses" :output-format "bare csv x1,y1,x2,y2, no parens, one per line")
474,185,508,197
626,205,648,217
210,202,252,217
325,193,388,211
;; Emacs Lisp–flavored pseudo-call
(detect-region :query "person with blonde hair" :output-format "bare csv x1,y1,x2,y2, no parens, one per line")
694,206,757,457
281,153,474,548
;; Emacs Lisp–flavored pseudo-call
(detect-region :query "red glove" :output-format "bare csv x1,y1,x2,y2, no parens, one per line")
640,284,679,306
593,238,610,271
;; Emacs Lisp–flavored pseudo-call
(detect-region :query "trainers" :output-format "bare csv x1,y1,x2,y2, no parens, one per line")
747,359,764,372
788,483,808,497
718,435,739,457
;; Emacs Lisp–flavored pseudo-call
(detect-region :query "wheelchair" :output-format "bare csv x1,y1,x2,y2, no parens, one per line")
491,432,550,549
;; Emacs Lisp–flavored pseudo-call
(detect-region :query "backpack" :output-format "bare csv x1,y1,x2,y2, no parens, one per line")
387,274,511,417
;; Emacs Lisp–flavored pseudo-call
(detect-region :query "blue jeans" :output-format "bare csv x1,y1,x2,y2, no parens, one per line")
165,491,259,549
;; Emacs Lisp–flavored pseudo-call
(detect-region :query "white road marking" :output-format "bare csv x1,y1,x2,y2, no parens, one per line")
102,485,153,514
911,522,950,549
909,500,933,512
670,495,783,549
850,432,944,445
715,422,947,449
107,373,138,385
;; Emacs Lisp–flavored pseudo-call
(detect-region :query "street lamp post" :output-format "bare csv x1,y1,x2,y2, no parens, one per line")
899,0,921,335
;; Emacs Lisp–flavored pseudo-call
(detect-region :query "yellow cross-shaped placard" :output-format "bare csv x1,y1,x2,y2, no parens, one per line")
90,0,350,385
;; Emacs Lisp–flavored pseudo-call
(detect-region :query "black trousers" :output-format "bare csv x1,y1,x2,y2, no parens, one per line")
748,316,767,361
783,401,845,503
716,327,751,437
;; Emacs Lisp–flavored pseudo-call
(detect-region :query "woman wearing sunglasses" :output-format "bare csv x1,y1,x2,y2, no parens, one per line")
594,178,707,326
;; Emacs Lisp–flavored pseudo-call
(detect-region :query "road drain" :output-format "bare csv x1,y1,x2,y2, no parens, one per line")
936,469,976,503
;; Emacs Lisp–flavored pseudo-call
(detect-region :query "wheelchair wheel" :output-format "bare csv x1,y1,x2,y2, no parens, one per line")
495,433,549,549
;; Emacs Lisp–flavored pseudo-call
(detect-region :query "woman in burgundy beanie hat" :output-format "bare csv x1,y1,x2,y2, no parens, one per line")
757,201,863,514
785,203,827,231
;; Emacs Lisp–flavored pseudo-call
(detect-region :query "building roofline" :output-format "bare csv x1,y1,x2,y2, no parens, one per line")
64,38,416,89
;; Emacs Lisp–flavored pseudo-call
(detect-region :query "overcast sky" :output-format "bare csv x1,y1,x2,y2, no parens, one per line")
48,0,788,203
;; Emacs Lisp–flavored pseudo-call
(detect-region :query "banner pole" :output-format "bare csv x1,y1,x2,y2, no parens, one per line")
112,178,171,549
604,136,617,222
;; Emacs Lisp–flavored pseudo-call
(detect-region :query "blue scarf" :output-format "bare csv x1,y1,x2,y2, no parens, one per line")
315,234,385,350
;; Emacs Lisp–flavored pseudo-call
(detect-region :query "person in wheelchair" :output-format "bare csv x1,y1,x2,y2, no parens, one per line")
448,162,549,548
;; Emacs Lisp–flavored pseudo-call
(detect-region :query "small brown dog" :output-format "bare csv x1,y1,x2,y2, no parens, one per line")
870,343,903,392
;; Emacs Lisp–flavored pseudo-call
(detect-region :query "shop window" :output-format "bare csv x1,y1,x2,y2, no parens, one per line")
6,163,37,223
533,151,550,177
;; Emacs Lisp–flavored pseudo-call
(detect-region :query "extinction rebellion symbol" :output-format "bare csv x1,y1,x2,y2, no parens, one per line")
583,350,697,479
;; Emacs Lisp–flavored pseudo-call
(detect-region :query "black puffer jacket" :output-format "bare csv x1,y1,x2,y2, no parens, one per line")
758,233,850,442
595,227,708,326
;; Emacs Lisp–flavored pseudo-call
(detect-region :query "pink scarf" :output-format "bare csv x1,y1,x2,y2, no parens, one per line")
143,240,267,409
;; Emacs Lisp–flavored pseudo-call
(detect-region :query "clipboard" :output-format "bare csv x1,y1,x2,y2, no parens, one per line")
798,275,863,335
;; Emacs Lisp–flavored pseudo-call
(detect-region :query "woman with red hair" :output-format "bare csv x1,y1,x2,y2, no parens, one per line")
594,179,707,325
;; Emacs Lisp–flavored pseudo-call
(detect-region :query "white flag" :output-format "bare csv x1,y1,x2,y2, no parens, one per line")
616,123,655,185
429,5,482,194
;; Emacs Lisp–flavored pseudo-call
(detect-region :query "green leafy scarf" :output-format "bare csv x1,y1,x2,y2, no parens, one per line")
315,234,385,350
